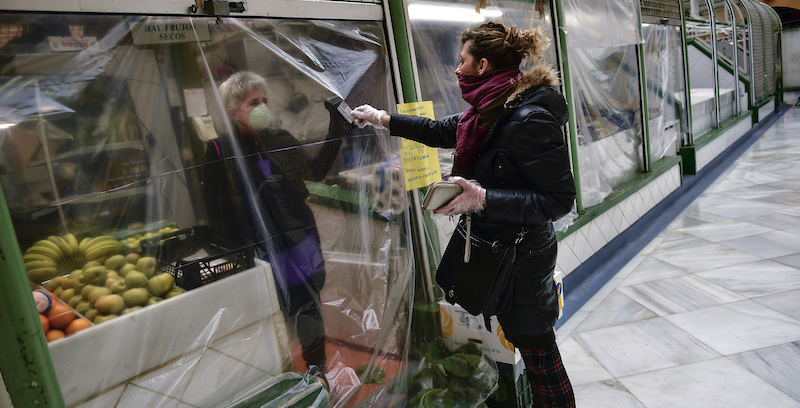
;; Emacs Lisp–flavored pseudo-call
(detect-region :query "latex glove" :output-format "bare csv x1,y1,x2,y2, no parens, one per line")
352,104,387,129
434,176,486,216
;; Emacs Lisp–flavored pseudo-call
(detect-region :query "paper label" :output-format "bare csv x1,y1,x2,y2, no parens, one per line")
130,20,211,45
47,36,98,52
396,101,442,191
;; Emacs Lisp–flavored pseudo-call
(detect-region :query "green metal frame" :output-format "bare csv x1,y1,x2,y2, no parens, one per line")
557,155,682,239
679,110,752,174
707,0,722,129
680,0,695,146
553,0,583,213
0,184,66,408
635,0,652,172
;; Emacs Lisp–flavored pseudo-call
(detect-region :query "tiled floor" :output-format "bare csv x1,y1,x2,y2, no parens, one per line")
556,102,800,408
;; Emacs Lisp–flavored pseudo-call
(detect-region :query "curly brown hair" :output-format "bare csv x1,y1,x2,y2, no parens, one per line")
460,21,550,70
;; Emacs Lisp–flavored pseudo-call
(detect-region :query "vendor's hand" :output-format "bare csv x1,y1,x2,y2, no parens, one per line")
434,176,486,216
352,105,387,129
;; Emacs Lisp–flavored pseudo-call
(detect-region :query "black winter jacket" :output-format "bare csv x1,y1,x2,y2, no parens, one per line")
389,65,576,341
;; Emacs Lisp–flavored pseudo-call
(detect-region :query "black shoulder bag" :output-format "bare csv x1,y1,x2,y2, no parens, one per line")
436,214,527,331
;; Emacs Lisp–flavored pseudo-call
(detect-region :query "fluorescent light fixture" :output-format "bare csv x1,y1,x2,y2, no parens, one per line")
408,3,503,23
0,123,15,129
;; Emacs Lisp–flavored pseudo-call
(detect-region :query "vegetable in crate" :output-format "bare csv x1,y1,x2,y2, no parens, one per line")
24,234,124,283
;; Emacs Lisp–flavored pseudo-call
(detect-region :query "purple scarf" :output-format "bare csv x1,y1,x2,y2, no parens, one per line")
454,67,521,175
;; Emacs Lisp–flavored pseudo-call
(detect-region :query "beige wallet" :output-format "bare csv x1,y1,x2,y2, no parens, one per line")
422,181,463,211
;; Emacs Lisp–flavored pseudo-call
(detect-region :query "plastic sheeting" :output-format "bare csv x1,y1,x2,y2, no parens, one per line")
713,0,738,122
784,28,800,89
642,23,686,161
0,13,429,408
406,0,569,246
563,0,644,207
562,0,642,48
685,1,719,136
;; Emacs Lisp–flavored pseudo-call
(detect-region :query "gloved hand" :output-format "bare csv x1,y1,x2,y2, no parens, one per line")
352,105,387,129
434,176,486,216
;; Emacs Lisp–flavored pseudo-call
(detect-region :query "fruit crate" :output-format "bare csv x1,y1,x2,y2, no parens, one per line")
140,226,255,290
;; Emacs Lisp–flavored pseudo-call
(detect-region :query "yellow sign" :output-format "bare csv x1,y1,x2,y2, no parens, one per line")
396,101,442,191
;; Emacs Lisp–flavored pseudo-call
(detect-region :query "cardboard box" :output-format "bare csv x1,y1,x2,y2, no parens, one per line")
438,301,517,364
555,270,564,319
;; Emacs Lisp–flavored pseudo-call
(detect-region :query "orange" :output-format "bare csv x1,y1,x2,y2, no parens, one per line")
39,313,49,333
47,303,75,329
65,318,92,335
45,329,65,342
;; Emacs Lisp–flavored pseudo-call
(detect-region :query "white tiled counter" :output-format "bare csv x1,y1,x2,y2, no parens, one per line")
49,260,291,408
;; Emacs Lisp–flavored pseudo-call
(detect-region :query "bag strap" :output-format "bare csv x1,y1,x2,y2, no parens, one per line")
456,216,527,261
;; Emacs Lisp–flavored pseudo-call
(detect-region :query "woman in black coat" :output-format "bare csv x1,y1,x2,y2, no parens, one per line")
352,22,576,407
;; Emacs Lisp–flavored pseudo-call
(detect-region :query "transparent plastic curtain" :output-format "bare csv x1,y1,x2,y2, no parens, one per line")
398,1,567,407
714,0,737,122
783,28,800,89
563,0,644,207
0,13,417,408
406,0,562,266
642,23,685,161
730,0,751,112
684,0,718,136
407,0,558,175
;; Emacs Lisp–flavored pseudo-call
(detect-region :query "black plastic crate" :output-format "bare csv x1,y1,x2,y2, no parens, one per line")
140,226,255,290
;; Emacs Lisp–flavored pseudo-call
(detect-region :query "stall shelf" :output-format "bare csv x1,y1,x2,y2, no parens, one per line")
48,260,291,407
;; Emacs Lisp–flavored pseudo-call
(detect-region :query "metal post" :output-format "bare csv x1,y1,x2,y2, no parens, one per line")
0,183,66,408
553,0,583,212
635,0,652,172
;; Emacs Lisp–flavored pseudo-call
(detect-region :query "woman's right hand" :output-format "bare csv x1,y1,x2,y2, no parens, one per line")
352,105,387,129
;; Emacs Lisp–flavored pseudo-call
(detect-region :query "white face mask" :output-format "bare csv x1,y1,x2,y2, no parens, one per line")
248,103,271,131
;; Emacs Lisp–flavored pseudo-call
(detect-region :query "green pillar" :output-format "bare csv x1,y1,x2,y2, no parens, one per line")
386,0,443,349
0,184,66,407
553,0,584,212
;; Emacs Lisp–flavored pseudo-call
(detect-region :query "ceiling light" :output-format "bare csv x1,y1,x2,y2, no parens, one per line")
408,3,503,23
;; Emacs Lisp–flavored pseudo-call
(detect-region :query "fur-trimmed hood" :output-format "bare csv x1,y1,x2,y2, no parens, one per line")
507,64,559,102
505,64,567,125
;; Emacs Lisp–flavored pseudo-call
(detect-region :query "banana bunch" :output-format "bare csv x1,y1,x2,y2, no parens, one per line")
23,234,124,283
121,226,180,250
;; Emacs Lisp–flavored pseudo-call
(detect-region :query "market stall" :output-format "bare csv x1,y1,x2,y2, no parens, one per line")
0,12,421,408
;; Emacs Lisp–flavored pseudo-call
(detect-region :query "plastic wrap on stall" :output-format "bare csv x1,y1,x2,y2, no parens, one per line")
730,1,750,113
563,0,644,208
0,14,419,408
713,1,738,122
562,0,642,49
642,23,687,162
684,0,718,136
385,2,568,406
406,0,559,187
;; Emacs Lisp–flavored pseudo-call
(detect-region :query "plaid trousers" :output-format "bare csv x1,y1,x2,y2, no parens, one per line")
519,342,576,408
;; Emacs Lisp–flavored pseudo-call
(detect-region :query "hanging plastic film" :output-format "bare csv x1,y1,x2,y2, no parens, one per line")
642,23,687,162
398,2,567,407
0,13,419,408
404,0,565,266
563,0,645,208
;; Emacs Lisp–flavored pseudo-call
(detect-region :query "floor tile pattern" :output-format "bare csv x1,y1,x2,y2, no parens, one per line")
558,103,800,407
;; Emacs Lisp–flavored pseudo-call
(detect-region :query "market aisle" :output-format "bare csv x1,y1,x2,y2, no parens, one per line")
556,101,800,408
